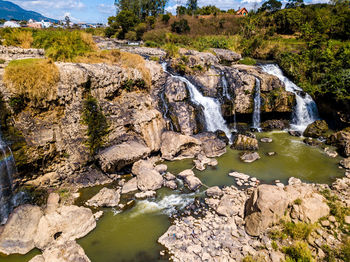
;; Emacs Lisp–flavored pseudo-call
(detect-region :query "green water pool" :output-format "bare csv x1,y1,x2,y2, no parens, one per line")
2,131,345,262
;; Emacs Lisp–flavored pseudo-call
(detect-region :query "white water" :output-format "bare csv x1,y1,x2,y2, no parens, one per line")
261,64,319,132
0,131,15,224
162,63,232,140
221,74,231,99
252,78,261,130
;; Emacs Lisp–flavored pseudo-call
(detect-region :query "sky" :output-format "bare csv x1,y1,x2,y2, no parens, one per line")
11,0,328,23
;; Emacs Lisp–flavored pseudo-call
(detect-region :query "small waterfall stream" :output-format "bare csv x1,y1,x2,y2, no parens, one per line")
252,77,261,130
221,74,237,131
261,64,319,132
162,63,232,141
0,130,15,224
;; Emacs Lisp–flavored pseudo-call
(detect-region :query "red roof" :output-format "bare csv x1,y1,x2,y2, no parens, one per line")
236,8,248,15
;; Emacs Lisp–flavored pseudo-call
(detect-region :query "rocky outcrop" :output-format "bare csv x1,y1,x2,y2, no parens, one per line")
231,134,258,151
161,131,201,160
85,187,120,207
0,46,45,61
240,152,260,163
327,130,350,157
261,119,290,130
340,157,350,169
213,49,241,64
303,120,329,138
194,132,226,157
132,160,163,191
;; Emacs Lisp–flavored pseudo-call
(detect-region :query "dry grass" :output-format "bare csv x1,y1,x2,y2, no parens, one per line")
3,29,33,48
4,58,60,103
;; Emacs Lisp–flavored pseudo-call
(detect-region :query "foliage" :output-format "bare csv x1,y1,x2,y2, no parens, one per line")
187,0,198,15
32,30,97,61
108,11,140,39
283,222,314,240
259,0,282,13
171,19,190,34
115,0,168,20
1,28,33,48
4,59,59,105
283,241,314,262
0,59,5,64
82,96,109,154
162,13,171,24
238,57,257,65
164,42,179,58
73,49,121,64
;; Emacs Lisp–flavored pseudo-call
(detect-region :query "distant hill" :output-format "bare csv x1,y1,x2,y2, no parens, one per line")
0,0,58,22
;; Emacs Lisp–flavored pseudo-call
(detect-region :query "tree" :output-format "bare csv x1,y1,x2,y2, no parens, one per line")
285,0,304,9
115,0,168,20
186,0,198,15
176,6,187,16
115,10,139,38
65,16,71,28
258,0,282,12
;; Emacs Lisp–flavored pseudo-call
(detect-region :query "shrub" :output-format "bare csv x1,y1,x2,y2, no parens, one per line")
171,19,190,34
74,49,121,64
142,29,169,45
4,59,59,105
283,241,314,262
2,29,33,48
164,43,179,58
134,23,147,40
125,31,137,41
0,59,5,64
33,30,97,61
144,40,160,48
162,14,171,24
283,222,314,240
82,96,109,154
238,57,257,65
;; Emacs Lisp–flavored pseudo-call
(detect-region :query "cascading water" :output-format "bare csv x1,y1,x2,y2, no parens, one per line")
0,130,15,224
252,77,261,130
162,63,232,141
261,64,319,132
221,74,237,131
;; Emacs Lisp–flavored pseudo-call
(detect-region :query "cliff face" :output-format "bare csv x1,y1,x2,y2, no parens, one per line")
0,46,296,185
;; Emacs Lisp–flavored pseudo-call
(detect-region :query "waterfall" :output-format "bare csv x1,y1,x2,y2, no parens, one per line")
261,64,319,132
221,74,231,99
0,131,15,224
252,77,261,130
162,63,232,141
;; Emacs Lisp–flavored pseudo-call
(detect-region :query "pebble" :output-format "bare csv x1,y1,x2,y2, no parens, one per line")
328,216,336,223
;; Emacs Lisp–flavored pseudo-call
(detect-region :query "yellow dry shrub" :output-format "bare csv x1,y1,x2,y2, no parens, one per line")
3,29,33,49
79,31,98,51
74,49,121,64
4,58,60,103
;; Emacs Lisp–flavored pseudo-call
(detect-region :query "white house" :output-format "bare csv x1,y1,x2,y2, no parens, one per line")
3,21,20,28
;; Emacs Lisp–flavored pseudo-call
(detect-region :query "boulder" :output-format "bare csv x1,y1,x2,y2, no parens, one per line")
206,186,223,198
164,172,176,180
260,137,272,143
164,78,188,103
304,137,321,146
168,102,200,136
261,120,290,131
231,134,258,151
85,188,120,207
324,147,338,158
161,131,201,160
216,195,239,217
340,158,350,169
245,185,289,236
30,240,90,262
177,169,202,191
303,120,328,138
240,152,260,163
34,205,96,250
327,130,350,157
194,132,226,157
98,141,151,173
164,180,178,190
213,49,241,63
155,164,168,174
0,205,43,255
289,130,302,137
121,177,138,194
228,172,250,181
135,191,156,199
132,160,163,191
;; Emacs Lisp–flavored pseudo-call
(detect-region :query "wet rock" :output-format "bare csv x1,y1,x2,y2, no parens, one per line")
98,141,151,173
135,191,156,199
121,177,138,194
168,102,199,136
245,185,289,236
164,172,176,180
132,160,163,191
260,137,272,143
30,240,90,262
164,180,177,190
213,49,241,63
194,132,227,157
164,78,188,103
261,120,290,131
229,172,250,181
304,137,321,146
206,186,223,198
215,130,230,145
161,131,201,160
155,164,168,174
178,169,202,191
289,130,302,137
303,120,329,138
327,130,350,157
267,152,276,156
240,152,260,163
34,205,96,250
85,188,120,207
0,205,43,255
340,158,350,169
231,134,259,151
324,147,338,158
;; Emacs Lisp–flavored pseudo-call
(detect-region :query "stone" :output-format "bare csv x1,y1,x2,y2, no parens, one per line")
231,134,258,151
94,211,103,220
328,216,336,223
289,130,302,137
324,147,338,158
46,193,60,214
303,120,328,138
164,172,176,180
85,188,120,207
228,172,250,181
178,169,195,179
121,177,138,194
321,220,330,227
213,48,241,63
327,130,350,157
344,216,350,224
98,141,151,173
261,120,290,131
164,180,177,190
184,175,202,191
206,186,223,198
245,185,289,236
135,191,156,199
240,152,260,163
155,164,167,173
216,195,238,217
132,160,164,191
34,205,96,250
304,137,321,146
260,137,272,143
267,152,276,156
160,131,201,160
340,158,350,169
0,205,43,255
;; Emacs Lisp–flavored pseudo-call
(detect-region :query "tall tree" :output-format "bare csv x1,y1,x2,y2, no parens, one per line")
258,0,282,12
115,0,168,20
186,0,198,15
285,0,303,9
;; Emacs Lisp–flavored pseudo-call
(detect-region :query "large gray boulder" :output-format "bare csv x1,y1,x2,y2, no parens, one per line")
0,205,43,255
132,160,163,191
245,185,289,236
194,132,227,158
213,48,241,63
231,134,258,151
85,188,120,207
161,131,201,160
98,141,151,172
178,169,202,191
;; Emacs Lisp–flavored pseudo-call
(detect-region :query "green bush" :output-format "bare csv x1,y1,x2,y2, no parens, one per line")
0,59,5,64
283,222,314,240
171,19,190,34
283,241,314,262
162,14,171,24
125,31,137,41
238,57,257,65
164,43,179,58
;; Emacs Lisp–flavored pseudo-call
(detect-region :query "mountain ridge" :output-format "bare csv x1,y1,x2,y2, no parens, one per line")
0,0,58,22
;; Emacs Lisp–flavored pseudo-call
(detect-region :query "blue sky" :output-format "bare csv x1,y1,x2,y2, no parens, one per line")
11,0,328,23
